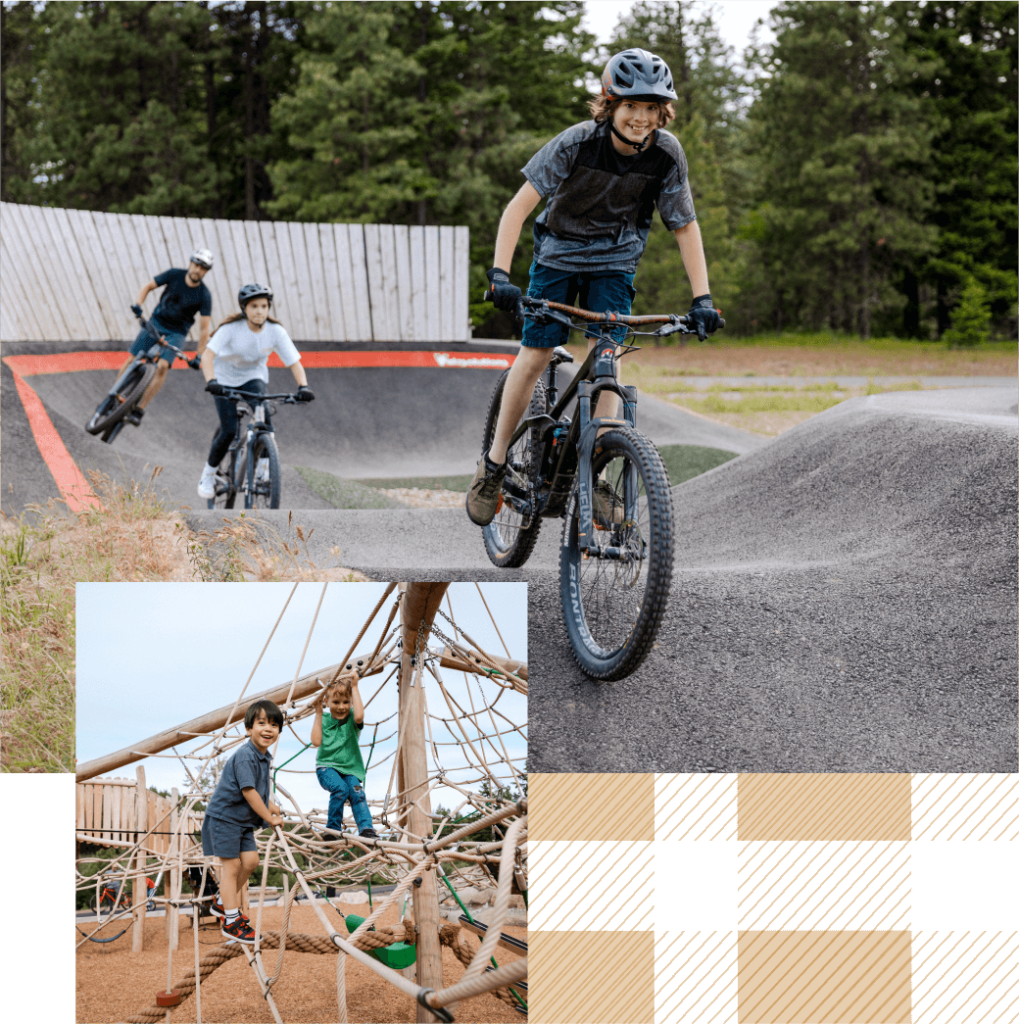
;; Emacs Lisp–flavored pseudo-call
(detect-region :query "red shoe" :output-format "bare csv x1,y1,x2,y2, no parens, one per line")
209,896,225,919
221,916,256,944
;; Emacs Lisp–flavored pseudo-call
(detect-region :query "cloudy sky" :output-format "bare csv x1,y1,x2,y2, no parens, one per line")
76,581,527,821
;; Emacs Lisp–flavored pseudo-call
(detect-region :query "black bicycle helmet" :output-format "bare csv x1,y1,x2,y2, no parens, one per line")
238,282,273,310
601,48,678,103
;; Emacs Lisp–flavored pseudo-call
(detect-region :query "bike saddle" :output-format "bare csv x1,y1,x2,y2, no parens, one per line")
550,346,574,365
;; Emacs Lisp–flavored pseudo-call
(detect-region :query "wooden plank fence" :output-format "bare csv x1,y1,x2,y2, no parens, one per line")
76,776,203,856
0,202,471,343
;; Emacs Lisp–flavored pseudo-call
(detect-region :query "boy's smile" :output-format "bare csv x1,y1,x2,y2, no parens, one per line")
247,709,280,753
327,690,352,721
611,100,660,152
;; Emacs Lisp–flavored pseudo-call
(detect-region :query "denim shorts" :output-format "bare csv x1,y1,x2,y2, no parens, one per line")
521,262,636,348
130,320,188,364
201,815,257,859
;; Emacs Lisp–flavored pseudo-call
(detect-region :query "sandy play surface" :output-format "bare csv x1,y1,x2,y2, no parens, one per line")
76,897,526,1023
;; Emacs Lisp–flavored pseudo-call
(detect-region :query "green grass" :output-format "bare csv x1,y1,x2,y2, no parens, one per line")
699,331,1016,353
356,473,474,493
656,444,739,486
294,467,404,509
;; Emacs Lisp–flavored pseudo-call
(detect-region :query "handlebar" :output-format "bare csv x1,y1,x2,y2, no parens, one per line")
219,388,299,404
133,310,200,366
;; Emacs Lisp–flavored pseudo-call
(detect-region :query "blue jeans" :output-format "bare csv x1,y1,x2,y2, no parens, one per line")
521,262,636,348
130,318,188,364
316,767,373,833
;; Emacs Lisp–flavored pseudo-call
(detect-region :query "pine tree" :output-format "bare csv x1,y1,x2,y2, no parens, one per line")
742,1,938,337
941,277,992,348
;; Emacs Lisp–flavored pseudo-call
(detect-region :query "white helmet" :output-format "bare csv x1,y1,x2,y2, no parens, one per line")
189,247,214,270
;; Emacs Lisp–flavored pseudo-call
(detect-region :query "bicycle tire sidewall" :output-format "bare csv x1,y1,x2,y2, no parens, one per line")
559,427,675,680
481,370,545,568
87,362,155,432
242,433,281,509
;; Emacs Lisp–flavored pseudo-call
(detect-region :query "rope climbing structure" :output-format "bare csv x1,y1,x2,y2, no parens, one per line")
75,582,527,1023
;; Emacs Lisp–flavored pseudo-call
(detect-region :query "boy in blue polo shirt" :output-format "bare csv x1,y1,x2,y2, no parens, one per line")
201,699,284,944
466,49,721,525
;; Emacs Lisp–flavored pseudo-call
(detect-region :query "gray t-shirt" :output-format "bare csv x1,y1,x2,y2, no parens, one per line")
522,120,696,273
204,740,272,827
206,319,302,388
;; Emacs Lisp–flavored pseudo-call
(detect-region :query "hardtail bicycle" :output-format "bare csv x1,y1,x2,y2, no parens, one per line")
480,295,722,680
85,312,200,444
89,875,158,915
207,387,303,510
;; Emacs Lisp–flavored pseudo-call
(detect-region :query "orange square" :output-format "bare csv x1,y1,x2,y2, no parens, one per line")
738,774,911,841
530,930,655,1024
738,930,911,1023
529,773,655,840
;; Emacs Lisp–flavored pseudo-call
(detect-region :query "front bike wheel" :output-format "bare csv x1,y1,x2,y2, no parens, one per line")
85,362,156,434
481,370,546,569
238,433,281,509
560,427,674,680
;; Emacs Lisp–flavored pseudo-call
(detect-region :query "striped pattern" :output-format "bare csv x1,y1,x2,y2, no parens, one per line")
656,773,738,841
912,931,1019,1023
912,773,1019,840
738,841,911,931
529,773,656,840
0,202,470,343
655,932,738,1024
531,840,654,932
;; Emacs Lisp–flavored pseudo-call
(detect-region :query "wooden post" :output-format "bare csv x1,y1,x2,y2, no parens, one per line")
400,583,449,1022
133,765,147,953
167,787,179,949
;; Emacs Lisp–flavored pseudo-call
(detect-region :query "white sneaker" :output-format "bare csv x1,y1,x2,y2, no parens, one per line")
197,467,217,500
256,457,271,483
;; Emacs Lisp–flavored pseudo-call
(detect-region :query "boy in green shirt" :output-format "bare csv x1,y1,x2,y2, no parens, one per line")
312,676,379,839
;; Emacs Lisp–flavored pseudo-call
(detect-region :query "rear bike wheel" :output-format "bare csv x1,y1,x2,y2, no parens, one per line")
85,362,156,435
207,450,239,510
559,427,674,680
238,433,281,509
481,370,546,569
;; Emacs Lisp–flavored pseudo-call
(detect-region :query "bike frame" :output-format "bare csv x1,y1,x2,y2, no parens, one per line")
215,389,296,505
105,319,190,398
501,299,679,553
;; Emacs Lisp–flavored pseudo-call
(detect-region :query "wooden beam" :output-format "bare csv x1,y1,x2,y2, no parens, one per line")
76,650,383,782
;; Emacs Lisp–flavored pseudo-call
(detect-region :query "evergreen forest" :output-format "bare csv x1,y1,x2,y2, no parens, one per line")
2,0,1015,340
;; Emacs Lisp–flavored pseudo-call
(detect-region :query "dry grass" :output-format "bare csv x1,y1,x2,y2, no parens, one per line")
0,471,366,773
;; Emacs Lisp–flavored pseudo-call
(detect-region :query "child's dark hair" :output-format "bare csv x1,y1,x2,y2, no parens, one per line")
245,699,284,730
588,93,675,130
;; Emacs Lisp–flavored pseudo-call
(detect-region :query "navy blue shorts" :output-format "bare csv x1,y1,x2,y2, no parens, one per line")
130,321,188,364
202,815,257,859
521,262,636,349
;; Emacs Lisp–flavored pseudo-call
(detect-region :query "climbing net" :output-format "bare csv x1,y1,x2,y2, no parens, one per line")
75,582,528,1023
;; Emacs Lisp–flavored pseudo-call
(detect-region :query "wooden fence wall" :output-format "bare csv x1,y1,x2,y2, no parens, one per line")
0,202,471,343
76,777,203,856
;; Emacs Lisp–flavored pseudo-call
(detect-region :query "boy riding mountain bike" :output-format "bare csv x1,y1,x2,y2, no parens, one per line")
466,48,721,526
116,248,215,425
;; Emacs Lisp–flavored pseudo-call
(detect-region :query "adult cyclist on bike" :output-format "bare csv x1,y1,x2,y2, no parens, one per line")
466,48,721,526
197,283,314,500
117,248,215,425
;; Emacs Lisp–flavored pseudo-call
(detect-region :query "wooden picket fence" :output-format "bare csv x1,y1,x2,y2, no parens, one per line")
76,776,203,856
0,202,471,343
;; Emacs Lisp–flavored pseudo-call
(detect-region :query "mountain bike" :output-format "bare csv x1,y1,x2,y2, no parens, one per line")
480,295,723,680
207,387,303,510
89,876,157,914
85,312,200,444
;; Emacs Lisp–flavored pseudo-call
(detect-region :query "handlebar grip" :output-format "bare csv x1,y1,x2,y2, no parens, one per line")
718,317,725,329
515,297,526,323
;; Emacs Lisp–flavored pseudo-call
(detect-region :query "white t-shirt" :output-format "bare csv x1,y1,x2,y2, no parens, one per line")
207,319,301,387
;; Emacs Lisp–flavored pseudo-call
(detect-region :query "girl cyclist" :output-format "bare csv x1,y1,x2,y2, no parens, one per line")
197,283,315,500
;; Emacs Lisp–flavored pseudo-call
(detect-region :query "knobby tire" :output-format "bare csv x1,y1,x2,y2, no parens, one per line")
239,433,282,510
559,427,674,680
481,369,546,569
85,362,156,435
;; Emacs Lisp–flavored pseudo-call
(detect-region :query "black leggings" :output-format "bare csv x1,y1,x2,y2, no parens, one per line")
207,379,273,466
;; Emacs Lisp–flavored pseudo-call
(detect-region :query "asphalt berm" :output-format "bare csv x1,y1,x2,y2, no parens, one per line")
4,339,1015,772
